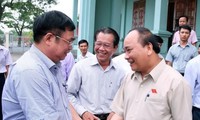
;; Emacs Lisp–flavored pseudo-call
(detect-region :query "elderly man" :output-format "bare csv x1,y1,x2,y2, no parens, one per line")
110,27,192,120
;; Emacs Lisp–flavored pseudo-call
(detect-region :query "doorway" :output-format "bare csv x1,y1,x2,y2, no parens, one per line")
167,0,197,49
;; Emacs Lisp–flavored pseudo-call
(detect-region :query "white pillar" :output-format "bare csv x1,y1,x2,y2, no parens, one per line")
153,0,169,32
5,31,9,48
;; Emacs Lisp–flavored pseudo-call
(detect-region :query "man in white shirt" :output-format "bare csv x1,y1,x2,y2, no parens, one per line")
184,55,200,120
77,39,94,62
67,27,126,120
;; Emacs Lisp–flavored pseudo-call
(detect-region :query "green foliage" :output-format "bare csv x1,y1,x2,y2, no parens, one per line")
1,0,57,35
0,0,57,46
0,0,57,20
3,2,44,35
3,1,44,35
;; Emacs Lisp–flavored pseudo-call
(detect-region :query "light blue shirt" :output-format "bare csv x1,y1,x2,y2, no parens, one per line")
184,55,200,109
2,45,72,120
67,56,126,115
166,43,197,73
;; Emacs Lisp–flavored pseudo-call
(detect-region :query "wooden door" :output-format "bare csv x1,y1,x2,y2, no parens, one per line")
174,0,197,30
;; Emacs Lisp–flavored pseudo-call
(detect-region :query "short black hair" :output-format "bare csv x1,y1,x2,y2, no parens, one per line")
94,27,119,48
33,10,75,43
154,35,163,44
78,39,88,46
146,34,160,54
179,25,191,33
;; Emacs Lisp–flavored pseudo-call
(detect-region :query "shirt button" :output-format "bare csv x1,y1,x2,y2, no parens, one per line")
135,99,139,103
140,85,143,88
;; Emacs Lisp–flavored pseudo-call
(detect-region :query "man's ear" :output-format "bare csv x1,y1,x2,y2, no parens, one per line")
147,43,153,56
44,33,54,46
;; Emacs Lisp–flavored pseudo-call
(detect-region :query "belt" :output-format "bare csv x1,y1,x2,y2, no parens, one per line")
193,106,200,110
94,113,109,120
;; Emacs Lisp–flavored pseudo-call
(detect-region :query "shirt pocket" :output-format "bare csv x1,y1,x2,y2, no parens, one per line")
145,93,168,112
106,81,120,100
183,54,193,62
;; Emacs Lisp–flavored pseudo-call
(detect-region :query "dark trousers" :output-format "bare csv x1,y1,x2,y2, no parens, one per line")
192,106,200,120
0,73,5,120
94,113,109,120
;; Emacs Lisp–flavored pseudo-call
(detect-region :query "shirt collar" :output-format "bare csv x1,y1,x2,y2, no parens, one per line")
177,42,190,47
90,55,116,70
131,59,166,82
85,52,90,57
149,59,166,82
30,45,60,69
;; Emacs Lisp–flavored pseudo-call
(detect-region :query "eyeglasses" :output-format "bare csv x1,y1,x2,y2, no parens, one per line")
95,41,113,49
55,35,76,45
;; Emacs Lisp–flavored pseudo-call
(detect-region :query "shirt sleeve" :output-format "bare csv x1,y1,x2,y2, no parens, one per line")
172,31,179,44
14,69,66,120
110,75,129,118
184,60,197,96
190,30,198,44
169,78,192,120
5,49,12,65
67,64,87,115
165,47,173,62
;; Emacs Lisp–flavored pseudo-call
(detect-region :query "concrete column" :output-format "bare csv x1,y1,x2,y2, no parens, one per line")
78,0,96,54
145,0,155,29
111,0,123,53
152,0,169,32
72,0,78,35
145,0,171,57
72,0,79,59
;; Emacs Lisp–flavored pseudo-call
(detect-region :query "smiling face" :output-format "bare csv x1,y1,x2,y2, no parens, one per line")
124,30,150,72
94,32,117,66
79,42,88,56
